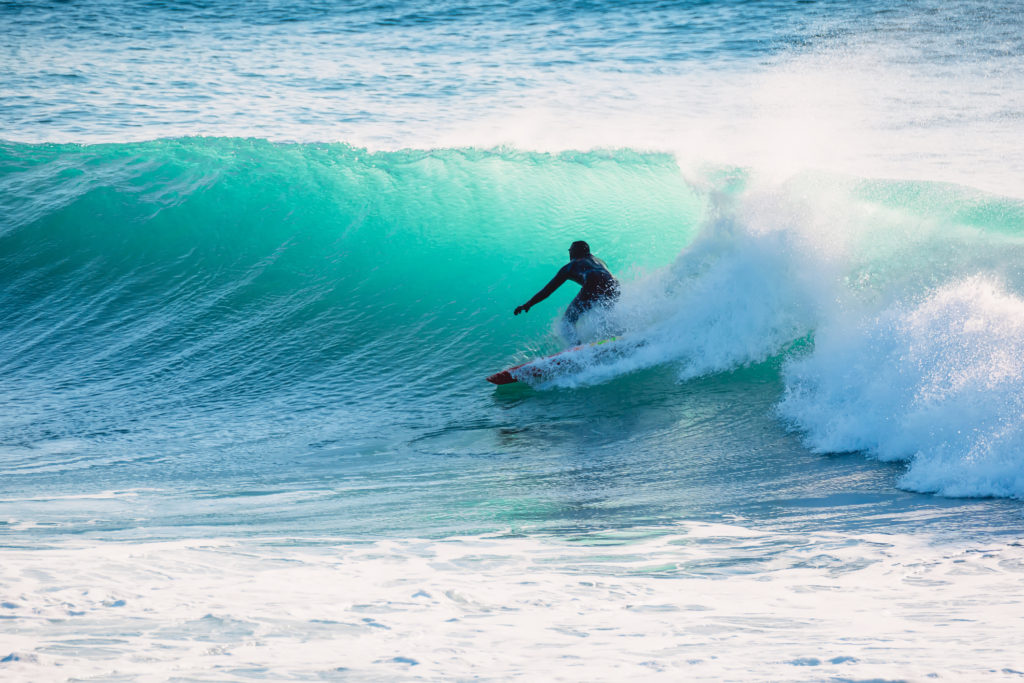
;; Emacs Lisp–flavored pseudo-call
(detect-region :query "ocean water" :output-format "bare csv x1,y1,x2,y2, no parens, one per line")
3,1,1024,680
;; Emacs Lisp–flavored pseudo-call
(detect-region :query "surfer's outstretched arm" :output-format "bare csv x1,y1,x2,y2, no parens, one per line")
514,267,569,315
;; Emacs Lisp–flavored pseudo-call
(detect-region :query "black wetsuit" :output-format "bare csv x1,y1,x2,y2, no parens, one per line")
559,255,620,323
522,255,620,326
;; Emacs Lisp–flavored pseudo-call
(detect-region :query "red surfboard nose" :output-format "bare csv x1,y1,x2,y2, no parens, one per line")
486,361,529,384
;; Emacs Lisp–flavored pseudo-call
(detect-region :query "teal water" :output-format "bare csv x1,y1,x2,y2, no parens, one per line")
3,3,1024,679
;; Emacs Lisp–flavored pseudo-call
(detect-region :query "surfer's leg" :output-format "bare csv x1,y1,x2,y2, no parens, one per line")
561,298,586,346
559,318,579,346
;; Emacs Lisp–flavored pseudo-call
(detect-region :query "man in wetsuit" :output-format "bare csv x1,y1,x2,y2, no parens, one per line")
514,240,620,344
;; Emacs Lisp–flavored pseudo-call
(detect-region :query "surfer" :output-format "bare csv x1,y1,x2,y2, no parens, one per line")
514,240,619,344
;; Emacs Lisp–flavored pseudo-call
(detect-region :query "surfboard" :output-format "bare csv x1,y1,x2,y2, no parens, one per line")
486,337,619,385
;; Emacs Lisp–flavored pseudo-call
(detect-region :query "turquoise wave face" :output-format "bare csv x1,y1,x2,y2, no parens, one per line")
4,136,1024,538
0,138,702,387
0,139,705,499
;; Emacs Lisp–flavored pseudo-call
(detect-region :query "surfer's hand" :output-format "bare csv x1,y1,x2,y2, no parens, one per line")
514,304,529,315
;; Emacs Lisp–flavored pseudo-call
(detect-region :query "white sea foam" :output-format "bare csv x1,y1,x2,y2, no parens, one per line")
1,524,1021,681
780,277,1024,499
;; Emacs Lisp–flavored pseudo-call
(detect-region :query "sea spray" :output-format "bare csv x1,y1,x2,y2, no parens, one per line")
561,183,824,386
543,170,1024,501
780,277,1024,499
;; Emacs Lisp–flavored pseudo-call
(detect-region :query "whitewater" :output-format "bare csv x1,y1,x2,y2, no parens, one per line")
2,0,1024,680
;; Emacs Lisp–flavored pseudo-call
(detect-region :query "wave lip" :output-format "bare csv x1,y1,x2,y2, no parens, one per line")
780,277,1024,499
